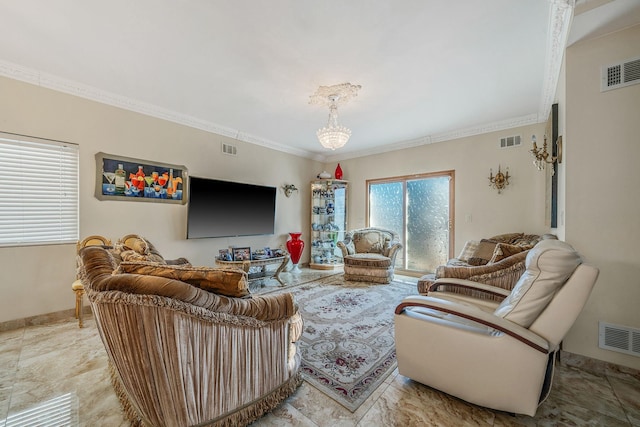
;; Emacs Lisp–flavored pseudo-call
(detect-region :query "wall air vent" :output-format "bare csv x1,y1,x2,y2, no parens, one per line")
599,321,640,357
221,142,237,156
499,135,521,149
601,55,640,92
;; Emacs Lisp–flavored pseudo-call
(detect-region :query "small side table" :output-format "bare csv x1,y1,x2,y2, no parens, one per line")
215,255,290,286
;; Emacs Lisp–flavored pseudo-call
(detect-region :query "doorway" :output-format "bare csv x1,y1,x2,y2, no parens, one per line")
367,171,454,274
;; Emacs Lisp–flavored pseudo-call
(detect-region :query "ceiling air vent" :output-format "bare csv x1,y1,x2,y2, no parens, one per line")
599,321,640,357
499,135,521,149
221,142,237,156
601,55,640,92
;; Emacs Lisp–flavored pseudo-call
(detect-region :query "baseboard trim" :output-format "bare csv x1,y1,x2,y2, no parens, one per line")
0,306,92,332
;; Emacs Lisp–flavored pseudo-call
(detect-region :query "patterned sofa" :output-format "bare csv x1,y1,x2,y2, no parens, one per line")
417,233,557,300
337,227,402,284
79,243,303,427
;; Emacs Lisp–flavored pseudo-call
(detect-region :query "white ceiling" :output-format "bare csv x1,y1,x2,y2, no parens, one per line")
1,1,639,161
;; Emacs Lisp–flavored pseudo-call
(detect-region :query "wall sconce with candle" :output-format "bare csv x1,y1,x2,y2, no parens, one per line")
530,134,562,174
488,165,510,194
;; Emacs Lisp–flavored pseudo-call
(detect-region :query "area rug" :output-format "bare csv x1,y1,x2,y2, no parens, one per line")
266,275,416,411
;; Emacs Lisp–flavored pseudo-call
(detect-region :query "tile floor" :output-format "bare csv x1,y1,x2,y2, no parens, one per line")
1,269,639,426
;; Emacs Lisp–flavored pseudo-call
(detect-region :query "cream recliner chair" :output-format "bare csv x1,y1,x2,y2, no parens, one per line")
394,239,599,416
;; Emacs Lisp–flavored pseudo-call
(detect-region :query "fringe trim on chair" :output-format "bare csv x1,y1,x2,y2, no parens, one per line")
108,362,144,427
343,273,393,284
110,364,302,427
198,372,303,427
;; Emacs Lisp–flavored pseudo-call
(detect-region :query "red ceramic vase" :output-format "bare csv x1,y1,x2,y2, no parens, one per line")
286,232,304,272
335,163,343,180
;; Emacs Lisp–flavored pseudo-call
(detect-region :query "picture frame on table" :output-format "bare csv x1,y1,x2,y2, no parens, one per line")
95,152,188,204
232,247,251,261
218,249,232,261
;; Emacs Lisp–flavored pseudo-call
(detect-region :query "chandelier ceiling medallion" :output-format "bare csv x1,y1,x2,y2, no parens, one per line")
310,83,361,150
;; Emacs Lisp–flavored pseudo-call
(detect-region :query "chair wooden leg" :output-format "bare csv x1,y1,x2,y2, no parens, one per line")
74,290,84,328
74,291,80,319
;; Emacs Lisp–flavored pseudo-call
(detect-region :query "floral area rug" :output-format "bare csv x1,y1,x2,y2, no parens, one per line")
265,275,416,411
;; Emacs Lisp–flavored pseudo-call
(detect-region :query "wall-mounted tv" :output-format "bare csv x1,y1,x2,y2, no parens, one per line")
187,177,277,239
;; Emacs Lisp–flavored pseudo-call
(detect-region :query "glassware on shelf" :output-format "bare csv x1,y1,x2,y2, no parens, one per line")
310,179,348,269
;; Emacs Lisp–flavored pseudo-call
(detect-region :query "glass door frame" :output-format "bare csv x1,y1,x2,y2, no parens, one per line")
366,170,455,275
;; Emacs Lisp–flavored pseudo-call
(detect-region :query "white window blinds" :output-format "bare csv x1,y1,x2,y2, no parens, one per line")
0,132,79,246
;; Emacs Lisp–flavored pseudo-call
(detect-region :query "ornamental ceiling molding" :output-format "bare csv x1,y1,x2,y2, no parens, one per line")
323,113,540,163
538,0,575,120
0,59,312,159
0,0,572,164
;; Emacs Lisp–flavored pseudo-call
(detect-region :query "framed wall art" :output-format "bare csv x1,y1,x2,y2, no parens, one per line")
95,152,188,204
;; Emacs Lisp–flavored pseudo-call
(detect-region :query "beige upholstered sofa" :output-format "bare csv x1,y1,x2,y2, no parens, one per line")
79,245,303,427
337,227,402,284
395,239,599,416
417,232,557,298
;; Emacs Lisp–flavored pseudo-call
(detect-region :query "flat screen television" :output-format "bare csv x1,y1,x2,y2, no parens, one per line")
186,177,277,239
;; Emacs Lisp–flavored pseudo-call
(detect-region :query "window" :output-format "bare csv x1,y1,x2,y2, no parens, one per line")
368,171,454,273
0,132,79,246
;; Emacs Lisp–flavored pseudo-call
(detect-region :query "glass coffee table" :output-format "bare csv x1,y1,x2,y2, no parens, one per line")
215,255,290,286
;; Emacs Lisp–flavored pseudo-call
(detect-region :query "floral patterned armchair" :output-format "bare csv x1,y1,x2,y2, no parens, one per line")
337,227,402,284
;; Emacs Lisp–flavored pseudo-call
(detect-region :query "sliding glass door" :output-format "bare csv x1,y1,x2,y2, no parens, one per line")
367,171,454,273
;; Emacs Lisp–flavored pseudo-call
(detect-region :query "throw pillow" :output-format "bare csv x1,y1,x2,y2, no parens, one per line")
493,240,581,327
488,243,527,264
113,234,167,264
489,232,524,243
457,240,480,262
344,240,356,255
468,239,498,264
117,261,250,298
353,231,383,253
467,257,489,266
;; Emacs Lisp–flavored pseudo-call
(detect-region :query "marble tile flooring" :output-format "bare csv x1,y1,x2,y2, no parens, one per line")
1,270,639,426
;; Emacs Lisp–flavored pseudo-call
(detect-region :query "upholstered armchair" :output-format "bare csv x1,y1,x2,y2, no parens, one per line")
79,246,303,427
113,233,191,265
417,233,557,298
395,239,599,416
337,227,402,284
71,235,112,327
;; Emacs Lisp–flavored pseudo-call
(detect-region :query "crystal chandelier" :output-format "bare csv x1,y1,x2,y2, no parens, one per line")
310,83,361,150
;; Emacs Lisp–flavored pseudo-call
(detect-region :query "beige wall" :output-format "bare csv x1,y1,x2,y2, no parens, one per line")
563,24,640,370
0,76,320,323
333,123,548,255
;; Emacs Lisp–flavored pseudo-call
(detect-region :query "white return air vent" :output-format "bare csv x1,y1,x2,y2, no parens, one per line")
499,135,521,149
601,55,640,92
221,142,237,156
599,321,640,357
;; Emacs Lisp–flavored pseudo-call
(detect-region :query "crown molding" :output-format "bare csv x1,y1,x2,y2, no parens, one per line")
2,0,570,167
538,0,575,120
322,113,542,163
0,59,316,159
